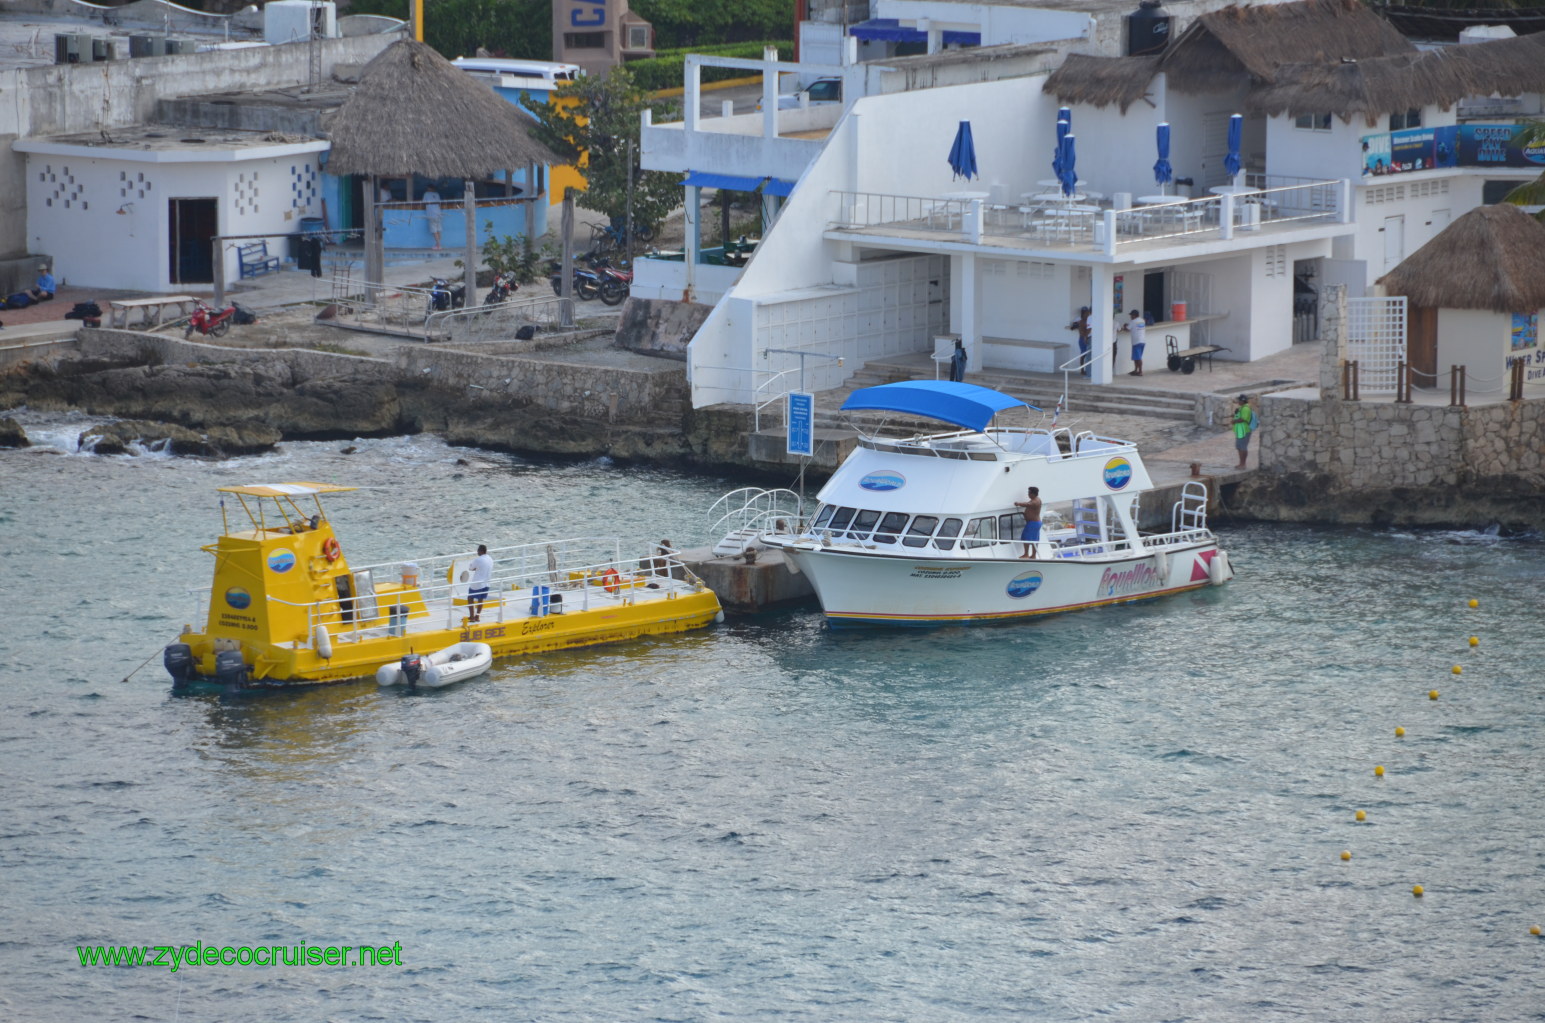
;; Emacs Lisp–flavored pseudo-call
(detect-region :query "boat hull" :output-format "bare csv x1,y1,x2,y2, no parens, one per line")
776,541,1226,627
176,589,723,687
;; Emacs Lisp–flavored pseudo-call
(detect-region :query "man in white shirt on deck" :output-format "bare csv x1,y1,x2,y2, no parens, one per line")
1120,309,1148,376
466,544,493,623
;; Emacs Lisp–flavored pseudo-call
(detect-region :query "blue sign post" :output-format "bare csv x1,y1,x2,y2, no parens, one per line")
787,391,814,457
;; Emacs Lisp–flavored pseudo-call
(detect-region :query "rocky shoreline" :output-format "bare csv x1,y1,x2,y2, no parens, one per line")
4,326,1541,532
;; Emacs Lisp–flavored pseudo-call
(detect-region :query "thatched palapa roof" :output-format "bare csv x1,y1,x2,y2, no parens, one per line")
1159,0,1413,94
325,39,563,178
1043,54,1161,113
1250,31,1545,123
1377,204,1545,313
1046,0,1413,108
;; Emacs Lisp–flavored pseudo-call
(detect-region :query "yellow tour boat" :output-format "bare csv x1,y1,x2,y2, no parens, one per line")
163,483,724,687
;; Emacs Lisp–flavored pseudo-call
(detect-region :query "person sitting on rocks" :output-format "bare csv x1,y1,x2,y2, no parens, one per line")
28,264,56,303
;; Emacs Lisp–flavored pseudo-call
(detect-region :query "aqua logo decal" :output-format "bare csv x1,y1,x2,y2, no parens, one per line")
1103,456,1133,490
1006,569,1044,599
859,470,906,492
267,549,296,573
224,587,252,610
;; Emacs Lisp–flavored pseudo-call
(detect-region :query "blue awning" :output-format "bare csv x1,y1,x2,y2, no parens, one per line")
848,18,981,47
681,172,767,192
762,178,796,198
840,381,1029,433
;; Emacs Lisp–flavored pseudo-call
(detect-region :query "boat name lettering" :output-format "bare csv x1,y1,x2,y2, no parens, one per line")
909,567,963,580
520,619,557,635
460,626,510,641
859,470,906,492
1097,563,1160,597
1103,457,1133,491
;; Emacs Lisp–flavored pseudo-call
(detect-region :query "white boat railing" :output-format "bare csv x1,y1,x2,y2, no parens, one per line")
190,537,702,651
801,524,1214,563
706,487,807,553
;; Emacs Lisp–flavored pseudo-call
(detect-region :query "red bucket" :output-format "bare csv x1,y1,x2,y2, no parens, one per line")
1170,300,1187,322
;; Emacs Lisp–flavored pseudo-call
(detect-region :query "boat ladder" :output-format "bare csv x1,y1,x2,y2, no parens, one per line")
706,487,807,555
1172,480,1210,533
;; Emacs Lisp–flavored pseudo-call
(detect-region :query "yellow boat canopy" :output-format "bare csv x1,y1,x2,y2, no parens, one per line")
217,483,358,498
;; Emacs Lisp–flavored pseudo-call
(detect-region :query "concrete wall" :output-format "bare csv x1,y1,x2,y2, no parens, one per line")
1260,392,1545,489
0,30,399,263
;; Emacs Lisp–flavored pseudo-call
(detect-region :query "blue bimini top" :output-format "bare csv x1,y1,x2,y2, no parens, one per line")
839,381,1030,433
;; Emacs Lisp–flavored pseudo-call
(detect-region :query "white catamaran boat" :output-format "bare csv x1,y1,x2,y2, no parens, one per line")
757,381,1233,627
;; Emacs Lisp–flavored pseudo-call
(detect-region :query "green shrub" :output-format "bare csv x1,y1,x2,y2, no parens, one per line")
628,40,794,93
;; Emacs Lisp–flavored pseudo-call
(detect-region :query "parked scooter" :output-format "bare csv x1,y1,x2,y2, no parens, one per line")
582,253,632,306
426,278,466,315
185,299,238,339
482,271,518,306
546,261,601,301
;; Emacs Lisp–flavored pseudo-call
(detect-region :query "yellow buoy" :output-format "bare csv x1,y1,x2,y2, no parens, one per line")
1413,885,1424,897
1355,810,1366,822
1429,690,1440,701
1531,925,1541,936
1341,850,1351,861
1468,599,1478,608
1468,636,1479,647
1395,726,1406,737
1374,765,1385,777
1452,665,1463,675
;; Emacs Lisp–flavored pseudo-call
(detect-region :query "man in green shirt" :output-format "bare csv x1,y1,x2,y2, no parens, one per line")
1233,394,1256,469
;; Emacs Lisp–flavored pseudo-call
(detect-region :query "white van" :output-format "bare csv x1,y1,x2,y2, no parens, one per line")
452,58,584,93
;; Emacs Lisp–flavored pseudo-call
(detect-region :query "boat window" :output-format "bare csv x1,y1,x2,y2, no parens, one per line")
873,512,908,544
828,507,856,532
934,517,962,551
1000,513,1023,540
849,509,880,537
964,516,996,548
812,505,834,530
902,516,939,548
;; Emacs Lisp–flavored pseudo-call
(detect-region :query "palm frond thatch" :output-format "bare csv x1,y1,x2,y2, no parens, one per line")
1377,204,1545,313
1248,32,1545,122
1160,0,1413,94
1042,54,1161,111
324,39,564,179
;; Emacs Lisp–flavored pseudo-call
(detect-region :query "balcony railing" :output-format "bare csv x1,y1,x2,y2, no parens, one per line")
830,179,1345,254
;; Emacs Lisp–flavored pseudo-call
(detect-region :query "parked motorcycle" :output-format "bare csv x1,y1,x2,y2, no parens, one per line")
482,271,518,306
583,254,632,306
546,261,601,301
426,278,466,315
185,299,237,339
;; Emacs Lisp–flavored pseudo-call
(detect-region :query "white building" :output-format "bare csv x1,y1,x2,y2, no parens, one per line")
638,0,1545,408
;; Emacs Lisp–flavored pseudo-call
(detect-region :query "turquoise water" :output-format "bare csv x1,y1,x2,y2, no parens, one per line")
3,418,1544,1021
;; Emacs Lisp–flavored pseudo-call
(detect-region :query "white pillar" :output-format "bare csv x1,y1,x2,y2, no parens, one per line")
1220,193,1235,241
684,58,701,133
961,253,979,371
762,48,778,140
684,184,700,298
1091,266,1115,385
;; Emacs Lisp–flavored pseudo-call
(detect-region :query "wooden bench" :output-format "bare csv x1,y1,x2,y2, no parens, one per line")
108,295,197,329
237,241,281,279
1165,334,1230,374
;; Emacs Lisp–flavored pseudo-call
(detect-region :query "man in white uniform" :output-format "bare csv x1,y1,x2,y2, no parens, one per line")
466,544,493,622
1120,308,1148,376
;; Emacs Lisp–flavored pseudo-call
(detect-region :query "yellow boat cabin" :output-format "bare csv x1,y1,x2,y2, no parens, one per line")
164,482,723,687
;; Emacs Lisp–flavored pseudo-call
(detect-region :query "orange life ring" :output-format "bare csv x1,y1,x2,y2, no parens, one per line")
600,567,621,594
322,536,342,562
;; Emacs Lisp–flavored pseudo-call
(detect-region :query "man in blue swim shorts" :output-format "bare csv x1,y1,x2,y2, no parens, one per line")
1015,486,1043,558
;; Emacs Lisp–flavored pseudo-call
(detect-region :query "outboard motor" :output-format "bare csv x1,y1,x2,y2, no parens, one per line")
400,654,425,687
164,643,197,684
213,649,249,688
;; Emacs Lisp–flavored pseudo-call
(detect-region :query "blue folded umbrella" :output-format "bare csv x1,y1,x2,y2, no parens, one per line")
1059,134,1078,196
948,120,978,181
1154,122,1173,190
1225,113,1243,179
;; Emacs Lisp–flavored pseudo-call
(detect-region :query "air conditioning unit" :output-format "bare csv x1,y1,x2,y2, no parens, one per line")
54,34,84,64
164,39,197,55
129,35,170,58
92,38,121,62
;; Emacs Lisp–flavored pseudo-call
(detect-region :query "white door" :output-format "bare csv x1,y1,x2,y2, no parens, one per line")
1427,208,1450,243
1382,215,1405,271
